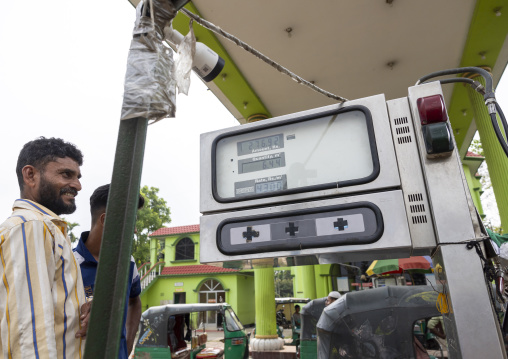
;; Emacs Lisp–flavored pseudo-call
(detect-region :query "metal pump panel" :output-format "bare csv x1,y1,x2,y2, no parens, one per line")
199,88,447,265
199,81,507,358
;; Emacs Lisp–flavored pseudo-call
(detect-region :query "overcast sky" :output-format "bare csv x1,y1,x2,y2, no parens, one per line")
0,0,506,236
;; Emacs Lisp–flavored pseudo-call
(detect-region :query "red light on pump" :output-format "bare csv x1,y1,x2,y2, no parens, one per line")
417,95,448,125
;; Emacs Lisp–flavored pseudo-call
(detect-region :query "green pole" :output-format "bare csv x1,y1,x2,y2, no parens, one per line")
466,76,508,231
254,266,277,338
300,265,317,299
84,117,148,358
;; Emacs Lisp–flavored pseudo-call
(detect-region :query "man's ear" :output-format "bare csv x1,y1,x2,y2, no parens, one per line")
100,212,106,226
22,165,39,189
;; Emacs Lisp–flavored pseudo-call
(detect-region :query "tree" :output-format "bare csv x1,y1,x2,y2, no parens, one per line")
132,186,171,266
274,270,294,297
63,218,80,243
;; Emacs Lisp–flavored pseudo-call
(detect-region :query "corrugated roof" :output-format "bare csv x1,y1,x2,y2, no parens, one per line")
149,225,200,237
160,264,238,275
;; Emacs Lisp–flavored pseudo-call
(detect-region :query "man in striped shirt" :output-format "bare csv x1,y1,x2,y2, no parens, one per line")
0,137,88,358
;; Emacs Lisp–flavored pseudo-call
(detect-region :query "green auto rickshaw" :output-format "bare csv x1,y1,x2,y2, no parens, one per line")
275,297,310,345
134,303,249,359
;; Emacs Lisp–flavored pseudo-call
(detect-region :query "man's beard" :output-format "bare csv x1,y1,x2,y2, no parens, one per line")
38,176,77,215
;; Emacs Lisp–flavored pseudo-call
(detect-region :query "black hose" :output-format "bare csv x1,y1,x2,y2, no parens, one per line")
495,102,508,141
422,78,486,95
440,78,486,95
416,67,494,100
435,78,475,86
490,112,508,158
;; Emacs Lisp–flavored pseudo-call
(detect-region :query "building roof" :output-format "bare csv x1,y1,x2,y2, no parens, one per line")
161,264,238,275
149,225,200,237
465,151,484,159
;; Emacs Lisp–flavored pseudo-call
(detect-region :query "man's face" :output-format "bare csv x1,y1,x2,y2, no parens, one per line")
325,296,337,307
36,157,82,215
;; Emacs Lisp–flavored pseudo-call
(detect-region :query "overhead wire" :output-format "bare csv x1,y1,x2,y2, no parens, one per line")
179,8,348,103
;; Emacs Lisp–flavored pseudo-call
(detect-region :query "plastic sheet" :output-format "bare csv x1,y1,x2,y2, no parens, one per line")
300,297,326,341
120,0,177,122
174,21,196,95
316,286,440,359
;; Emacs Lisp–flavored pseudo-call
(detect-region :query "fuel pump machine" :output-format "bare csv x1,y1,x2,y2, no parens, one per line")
199,80,507,358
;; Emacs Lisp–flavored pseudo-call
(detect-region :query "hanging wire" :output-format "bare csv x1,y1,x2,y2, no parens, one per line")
179,8,348,103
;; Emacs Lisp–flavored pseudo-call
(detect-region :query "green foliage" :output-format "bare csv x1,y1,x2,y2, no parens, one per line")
469,138,484,156
132,186,171,266
274,270,293,297
485,220,504,235
63,218,80,243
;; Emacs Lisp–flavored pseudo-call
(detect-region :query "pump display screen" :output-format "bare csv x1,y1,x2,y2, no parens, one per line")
239,153,286,174
255,180,284,193
237,134,284,156
213,106,379,202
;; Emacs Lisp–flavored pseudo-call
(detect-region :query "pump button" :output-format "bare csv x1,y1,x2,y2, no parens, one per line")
417,94,448,125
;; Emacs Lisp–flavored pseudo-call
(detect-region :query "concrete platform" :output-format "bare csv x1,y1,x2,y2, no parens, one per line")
251,345,296,359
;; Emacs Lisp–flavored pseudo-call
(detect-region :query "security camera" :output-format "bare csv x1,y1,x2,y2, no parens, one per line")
164,25,225,82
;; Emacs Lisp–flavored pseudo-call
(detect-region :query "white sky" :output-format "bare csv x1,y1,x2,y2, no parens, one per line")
0,0,506,236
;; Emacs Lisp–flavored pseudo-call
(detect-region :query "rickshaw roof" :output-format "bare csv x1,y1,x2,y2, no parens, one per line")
301,297,326,319
275,297,311,304
141,303,231,320
317,286,439,333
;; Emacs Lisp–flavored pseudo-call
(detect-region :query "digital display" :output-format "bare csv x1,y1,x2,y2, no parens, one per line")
237,134,284,156
214,106,381,203
239,153,286,174
255,180,284,193
234,175,287,197
242,158,284,174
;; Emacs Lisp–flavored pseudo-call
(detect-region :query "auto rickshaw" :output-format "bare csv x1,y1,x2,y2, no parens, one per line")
134,303,249,359
298,297,327,359
275,297,311,345
316,286,440,359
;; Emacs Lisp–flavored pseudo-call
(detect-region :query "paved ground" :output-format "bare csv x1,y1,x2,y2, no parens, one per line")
192,327,256,350
133,327,449,358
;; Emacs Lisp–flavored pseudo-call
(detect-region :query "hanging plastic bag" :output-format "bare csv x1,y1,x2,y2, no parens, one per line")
120,0,177,122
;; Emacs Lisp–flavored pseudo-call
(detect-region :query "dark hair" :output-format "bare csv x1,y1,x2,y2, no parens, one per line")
295,305,300,310
16,137,83,190
90,184,145,224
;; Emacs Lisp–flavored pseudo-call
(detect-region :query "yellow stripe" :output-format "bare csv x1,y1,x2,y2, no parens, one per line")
43,222,54,239
1,234,12,359
43,223,55,254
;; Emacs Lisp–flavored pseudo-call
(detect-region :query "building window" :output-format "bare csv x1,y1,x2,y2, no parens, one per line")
157,239,165,261
175,237,195,261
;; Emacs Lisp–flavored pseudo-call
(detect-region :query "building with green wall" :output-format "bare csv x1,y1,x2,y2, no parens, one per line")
140,225,256,325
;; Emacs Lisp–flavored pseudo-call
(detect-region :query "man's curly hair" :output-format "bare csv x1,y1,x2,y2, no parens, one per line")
16,137,83,190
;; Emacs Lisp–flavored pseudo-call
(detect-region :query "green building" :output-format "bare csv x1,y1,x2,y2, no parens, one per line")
139,225,256,326
139,223,370,317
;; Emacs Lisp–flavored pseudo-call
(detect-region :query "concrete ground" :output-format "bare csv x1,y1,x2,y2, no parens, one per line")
132,327,447,359
192,327,256,350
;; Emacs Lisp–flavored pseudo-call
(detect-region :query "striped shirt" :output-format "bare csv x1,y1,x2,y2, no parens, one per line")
0,199,86,359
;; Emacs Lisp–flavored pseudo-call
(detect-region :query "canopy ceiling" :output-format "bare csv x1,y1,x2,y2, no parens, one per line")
129,0,508,153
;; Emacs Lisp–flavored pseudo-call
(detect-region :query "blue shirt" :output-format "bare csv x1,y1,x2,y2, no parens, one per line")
73,231,141,359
